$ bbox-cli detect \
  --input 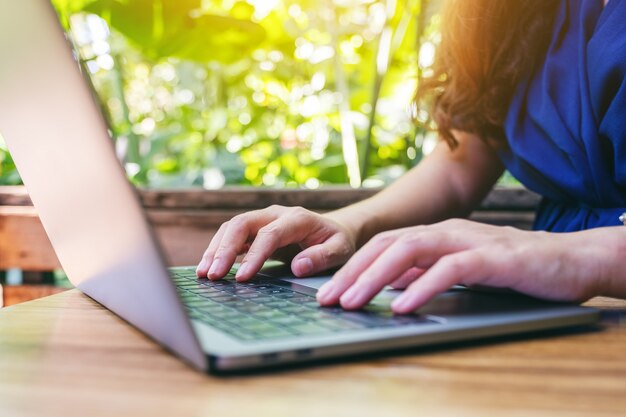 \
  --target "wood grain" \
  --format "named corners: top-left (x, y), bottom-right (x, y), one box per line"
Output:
top-left (0, 185), bottom-right (542, 210)
top-left (0, 186), bottom-right (539, 271)
top-left (0, 290), bottom-right (624, 417)
top-left (0, 285), bottom-right (65, 307)
top-left (0, 206), bottom-right (62, 270)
